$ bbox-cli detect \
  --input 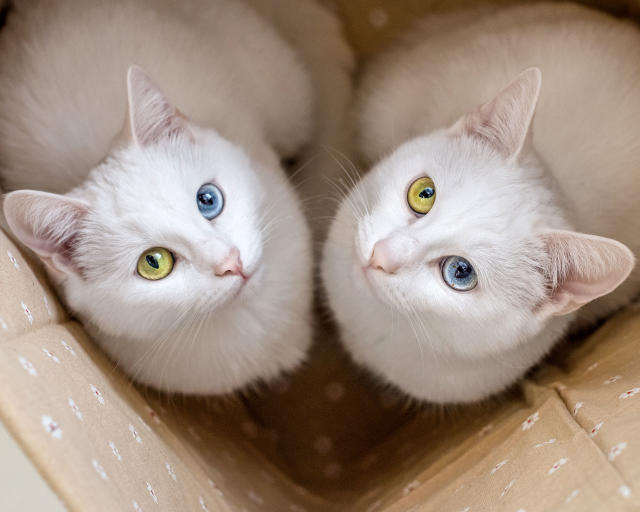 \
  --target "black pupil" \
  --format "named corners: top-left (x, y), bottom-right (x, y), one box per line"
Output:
top-left (419, 187), bottom-right (434, 199)
top-left (454, 260), bottom-right (472, 279)
top-left (146, 255), bottom-right (159, 269)
top-left (198, 192), bottom-right (214, 206)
